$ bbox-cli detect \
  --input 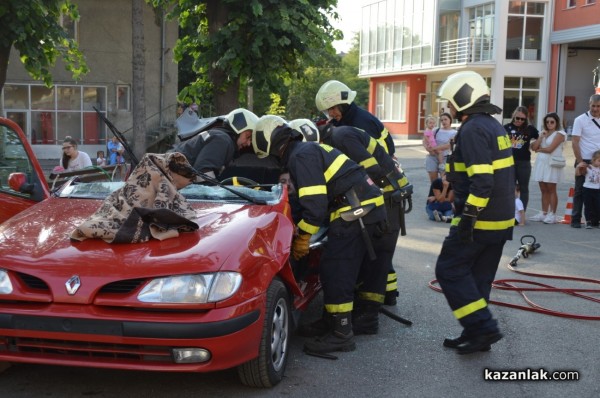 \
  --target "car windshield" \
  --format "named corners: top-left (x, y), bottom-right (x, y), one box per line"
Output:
top-left (58, 181), bottom-right (283, 204)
